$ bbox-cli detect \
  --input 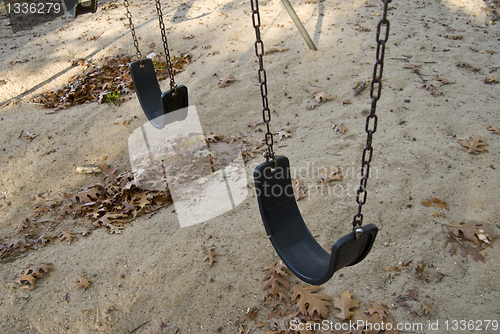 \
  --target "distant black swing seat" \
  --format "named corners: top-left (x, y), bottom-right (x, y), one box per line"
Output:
top-left (62, 0), bottom-right (98, 17)
top-left (129, 59), bottom-right (188, 129)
